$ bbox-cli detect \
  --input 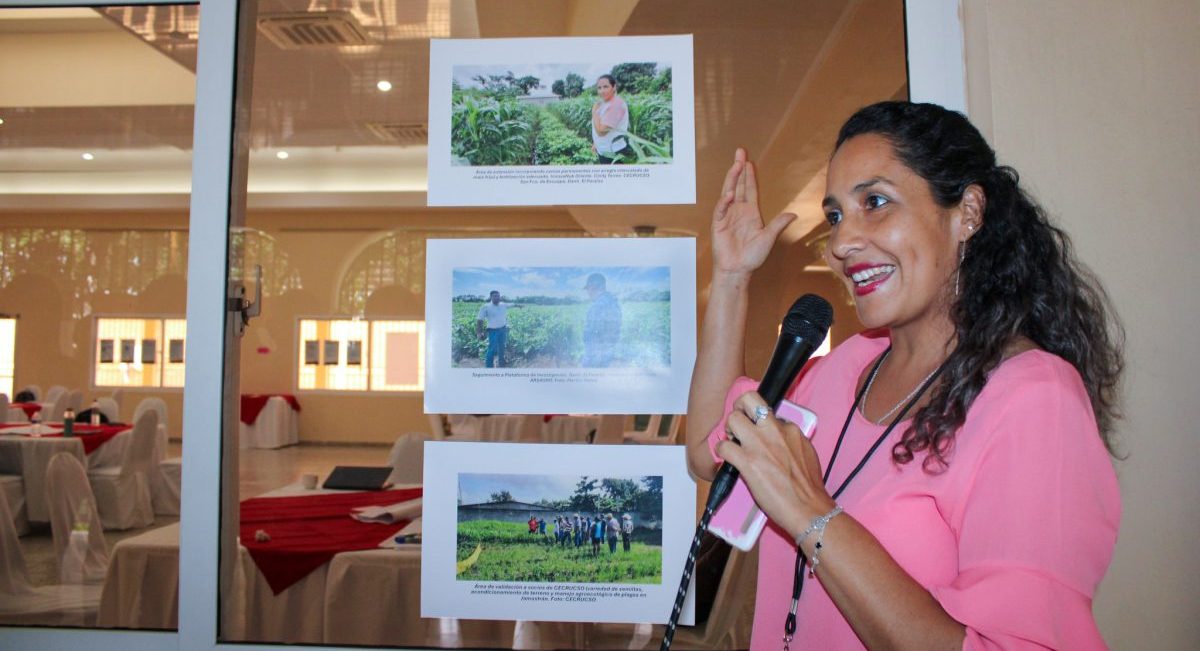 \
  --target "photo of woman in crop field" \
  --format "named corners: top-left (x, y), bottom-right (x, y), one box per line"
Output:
top-left (450, 266), bottom-right (671, 369)
top-left (449, 61), bottom-right (673, 166)
top-left (456, 473), bottom-right (664, 584)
